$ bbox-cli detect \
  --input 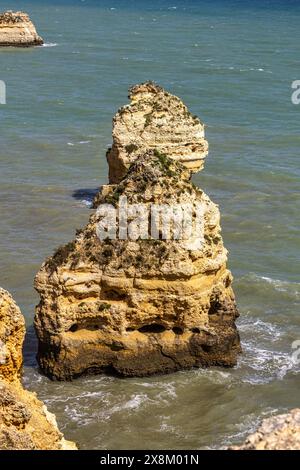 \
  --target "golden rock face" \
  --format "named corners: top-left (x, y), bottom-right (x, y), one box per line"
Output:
top-left (0, 288), bottom-right (77, 450)
top-left (107, 82), bottom-right (208, 184)
top-left (34, 143), bottom-right (241, 380)
top-left (0, 11), bottom-right (43, 46)
top-left (0, 288), bottom-right (25, 382)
